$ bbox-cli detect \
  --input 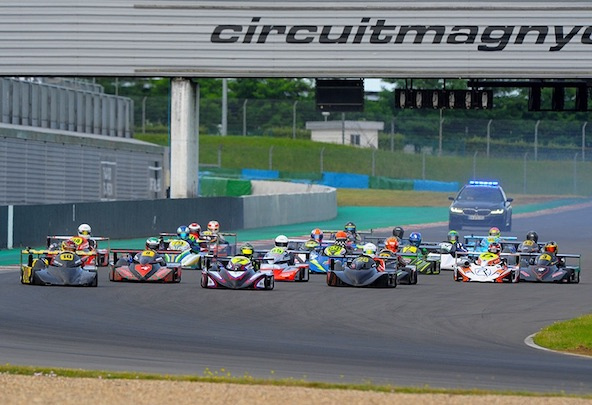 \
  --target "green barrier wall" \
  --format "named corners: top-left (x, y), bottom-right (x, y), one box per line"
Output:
top-left (200, 177), bottom-right (252, 197)
top-left (369, 176), bottom-right (414, 190)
